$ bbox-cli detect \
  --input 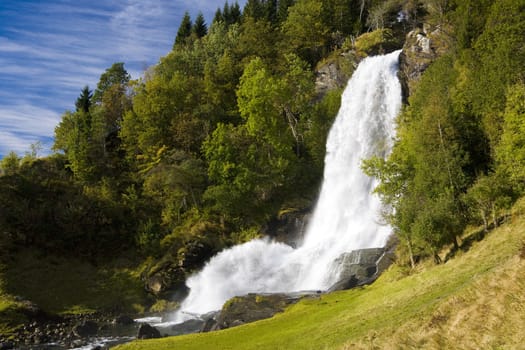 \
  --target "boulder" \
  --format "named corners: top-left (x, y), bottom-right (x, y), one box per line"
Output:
top-left (178, 239), bottom-right (216, 270)
top-left (263, 208), bottom-right (311, 247)
top-left (137, 324), bottom-right (161, 339)
top-left (327, 247), bottom-right (394, 292)
top-left (72, 320), bottom-right (98, 338)
top-left (214, 293), bottom-right (302, 330)
top-left (200, 317), bottom-right (219, 333)
top-left (143, 264), bottom-right (187, 297)
top-left (113, 315), bottom-right (135, 325)
top-left (168, 319), bottom-right (205, 336)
